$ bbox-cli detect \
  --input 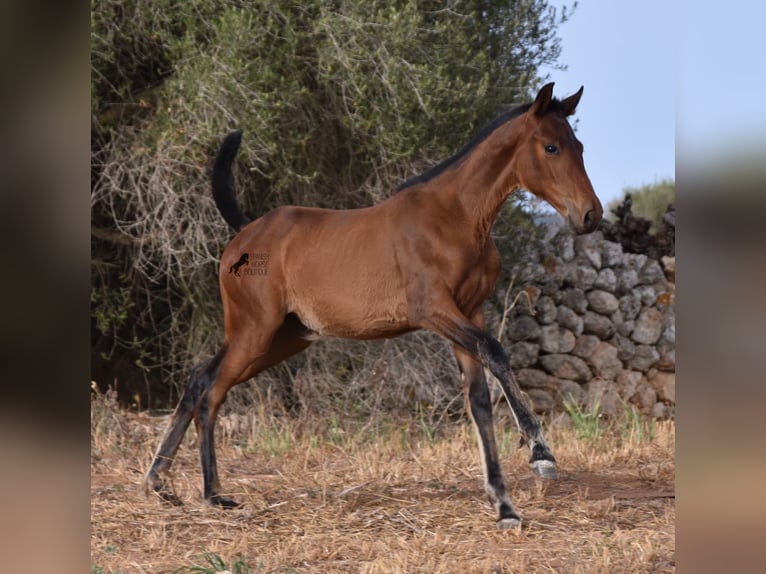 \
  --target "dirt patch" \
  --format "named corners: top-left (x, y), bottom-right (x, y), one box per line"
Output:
top-left (91, 408), bottom-right (675, 573)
